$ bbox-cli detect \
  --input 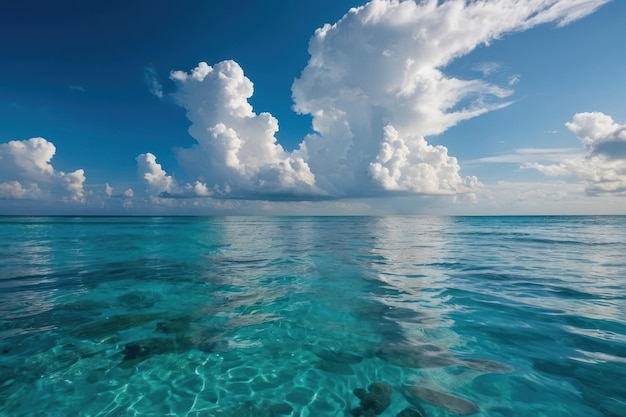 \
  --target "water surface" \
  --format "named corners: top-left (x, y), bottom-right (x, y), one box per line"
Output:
top-left (0, 216), bottom-right (624, 416)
